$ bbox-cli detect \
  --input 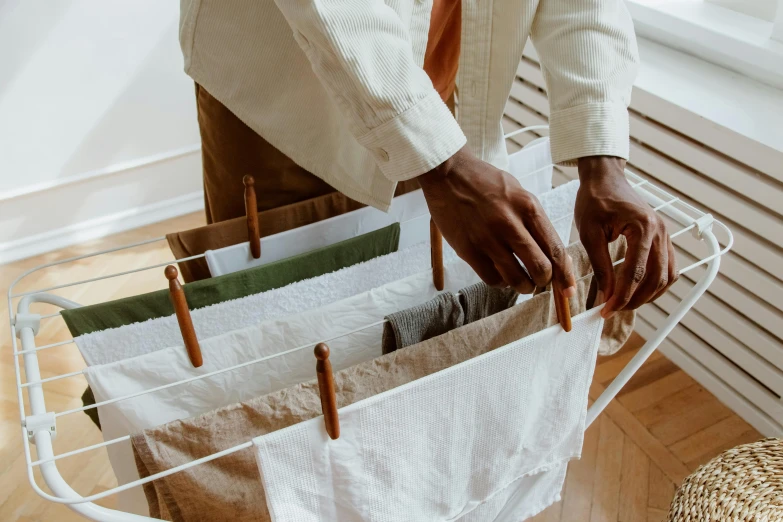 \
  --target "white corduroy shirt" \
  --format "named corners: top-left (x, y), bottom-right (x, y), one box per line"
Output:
top-left (180, 0), bottom-right (638, 210)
